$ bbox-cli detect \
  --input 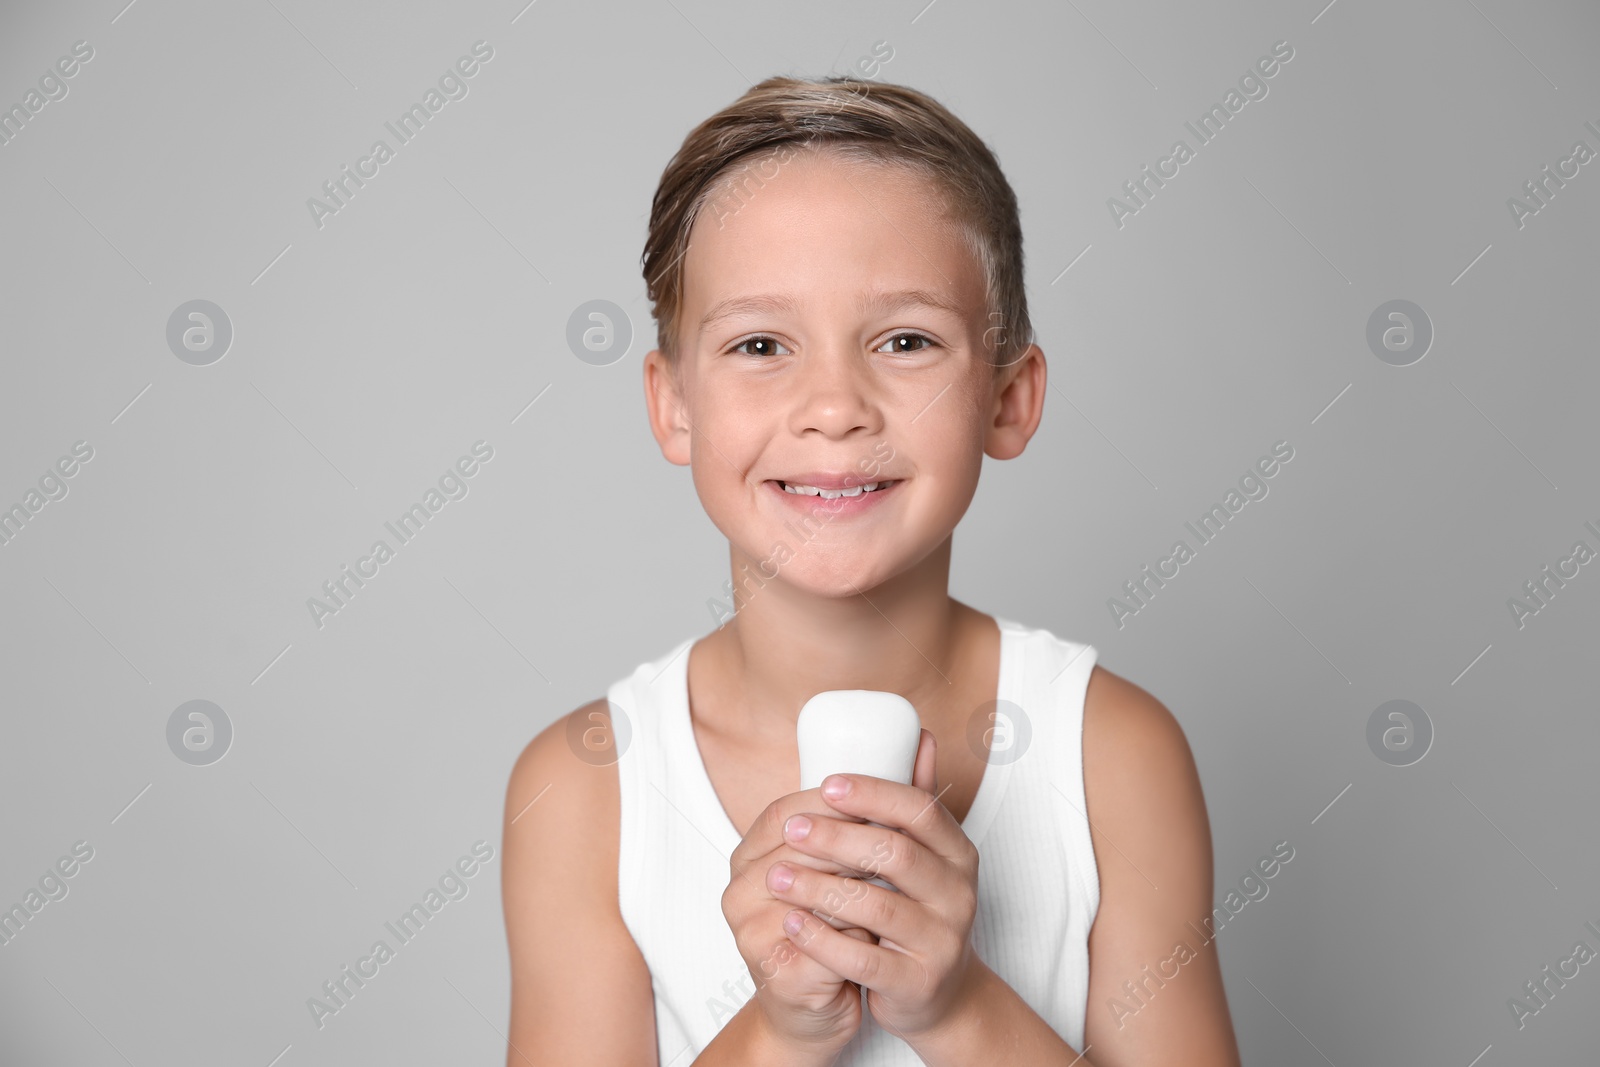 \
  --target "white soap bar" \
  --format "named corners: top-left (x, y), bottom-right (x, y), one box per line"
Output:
top-left (796, 690), bottom-right (922, 897)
